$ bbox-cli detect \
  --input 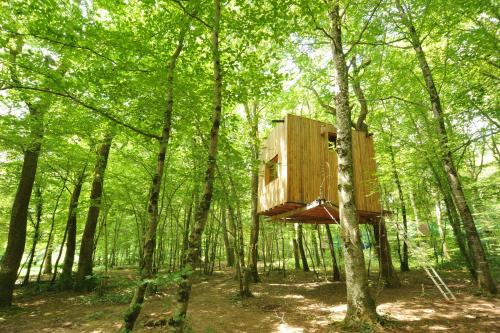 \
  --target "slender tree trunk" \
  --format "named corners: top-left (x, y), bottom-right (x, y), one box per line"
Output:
top-left (245, 102), bottom-right (261, 283)
top-left (413, 119), bottom-right (476, 277)
top-left (221, 207), bottom-right (235, 267)
top-left (120, 26), bottom-right (187, 332)
top-left (296, 224), bottom-right (310, 272)
top-left (328, 1), bottom-right (378, 324)
top-left (168, 2), bottom-right (222, 330)
top-left (39, 177), bottom-right (68, 283)
top-left (435, 198), bottom-right (450, 260)
top-left (395, 0), bottom-right (496, 294)
top-left (311, 232), bottom-right (321, 266)
top-left (22, 185), bottom-right (43, 286)
top-left (181, 192), bottom-right (194, 267)
top-left (60, 167), bottom-right (86, 289)
top-left (75, 133), bottom-right (113, 290)
top-left (325, 224), bottom-right (341, 281)
top-left (42, 242), bottom-right (53, 275)
top-left (389, 142), bottom-right (410, 272)
top-left (292, 237), bottom-right (301, 270)
top-left (51, 209), bottom-right (71, 284)
top-left (0, 39), bottom-right (46, 307)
